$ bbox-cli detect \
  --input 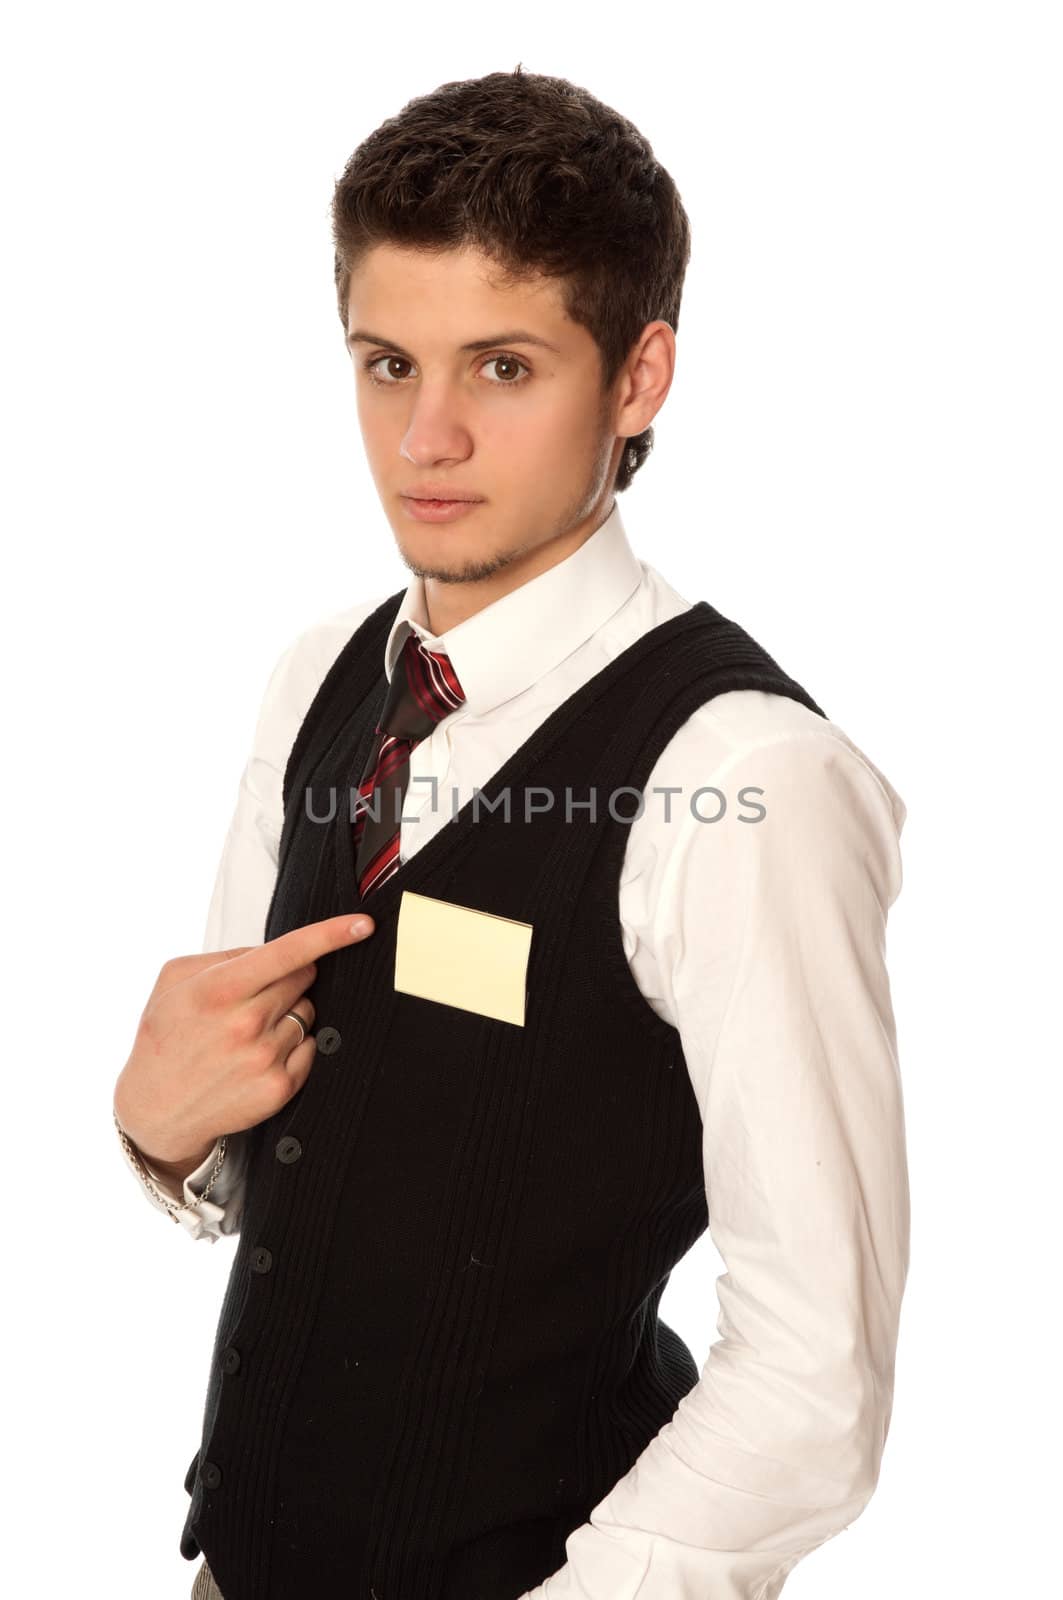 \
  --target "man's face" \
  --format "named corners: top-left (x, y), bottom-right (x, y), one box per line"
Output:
top-left (345, 243), bottom-right (623, 585)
